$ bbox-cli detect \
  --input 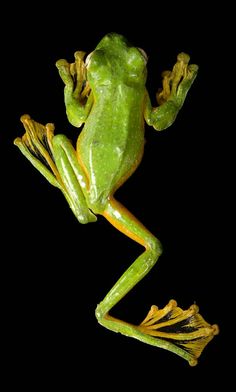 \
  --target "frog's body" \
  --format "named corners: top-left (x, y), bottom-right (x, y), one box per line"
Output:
top-left (14, 33), bottom-right (219, 366)
top-left (77, 34), bottom-right (147, 210)
top-left (77, 85), bottom-right (145, 210)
